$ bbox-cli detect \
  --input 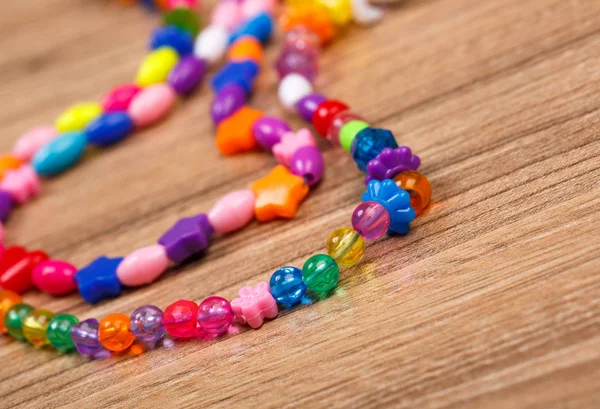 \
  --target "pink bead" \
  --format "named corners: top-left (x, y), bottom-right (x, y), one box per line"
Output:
top-left (168, 0), bottom-right (198, 9)
top-left (163, 299), bottom-right (199, 338)
top-left (12, 126), bottom-right (58, 162)
top-left (208, 190), bottom-right (256, 234)
top-left (32, 260), bottom-right (77, 296)
top-left (128, 84), bottom-right (176, 128)
top-left (211, 0), bottom-right (243, 31)
top-left (101, 84), bottom-right (142, 113)
top-left (241, 0), bottom-right (276, 18)
top-left (351, 201), bottom-right (391, 240)
top-left (0, 165), bottom-right (41, 204)
top-left (116, 245), bottom-right (170, 287)
top-left (197, 296), bottom-right (234, 335)
top-left (230, 282), bottom-right (278, 329)
top-left (272, 128), bottom-right (317, 166)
